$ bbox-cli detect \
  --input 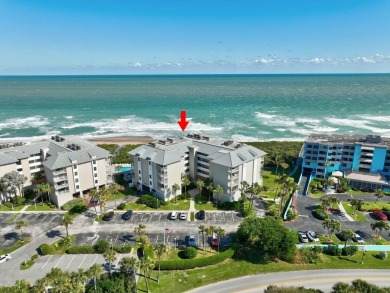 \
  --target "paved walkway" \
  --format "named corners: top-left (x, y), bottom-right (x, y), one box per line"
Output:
top-left (337, 202), bottom-right (354, 221)
top-left (188, 189), bottom-right (198, 212)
